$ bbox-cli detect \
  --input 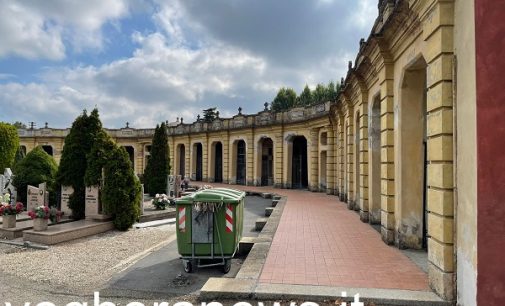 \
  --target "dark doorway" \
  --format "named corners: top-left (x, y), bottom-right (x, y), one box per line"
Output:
top-left (123, 146), bottom-right (135, 168)
top-left (179, 145), bottom-right (185, 177)
top-left (292, 136), bottom-right (308, 189)
top-left (214, 142), bottom-right (223, 183)
top-left (195, 143), bottom-right (203, 181)
top-left (41, 145), bottom-right (53, 156)
top-left (236, 140), bottom-right (246, 185)
top-left (261, 138), bottom-right (274, 186)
